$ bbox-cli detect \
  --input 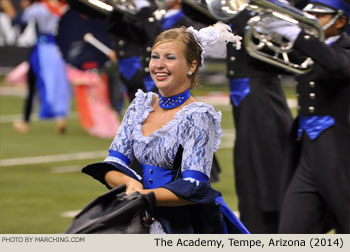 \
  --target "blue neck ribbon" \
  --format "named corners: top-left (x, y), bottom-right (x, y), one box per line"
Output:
top-left (158, 89), bottom-right (191, 109)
